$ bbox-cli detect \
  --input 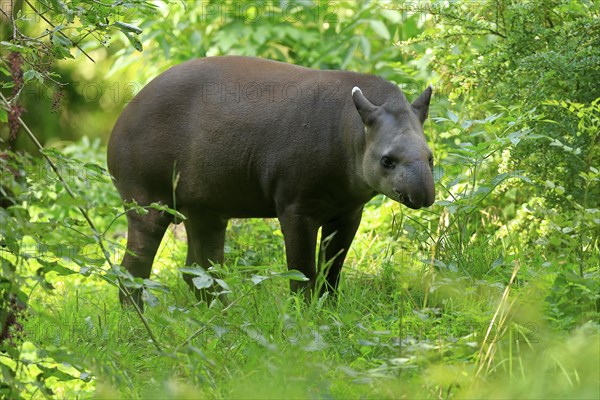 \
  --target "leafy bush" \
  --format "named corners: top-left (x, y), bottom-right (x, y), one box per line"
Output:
top-left (411, 0), bottom-right (599, 211)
